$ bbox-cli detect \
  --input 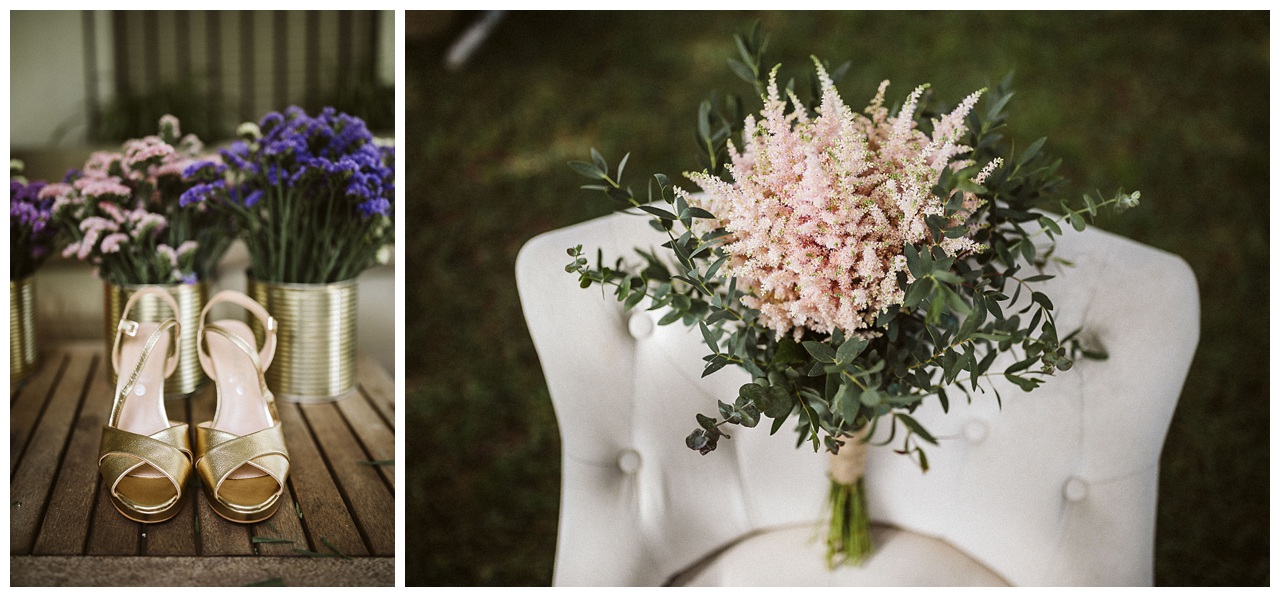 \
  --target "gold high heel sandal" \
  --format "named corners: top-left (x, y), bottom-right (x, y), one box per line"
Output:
top-left (98, 287), bottom-right (192, 523)
top-left (194, 290), bottom-right (290, 523)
